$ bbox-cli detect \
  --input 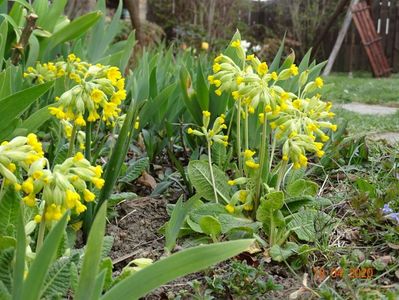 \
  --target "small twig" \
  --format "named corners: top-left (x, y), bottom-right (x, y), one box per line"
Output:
top-left (111, 237), bottom-right (164, 265)
top-left (11, 13), bottom-right (38, 65)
